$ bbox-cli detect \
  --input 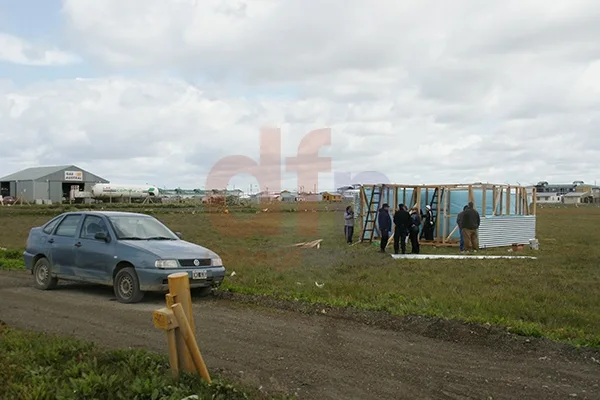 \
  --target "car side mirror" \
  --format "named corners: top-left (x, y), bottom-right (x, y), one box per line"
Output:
top-left (95, 232), bottom-right (110, 242)
top-left (174, 232), bottom-right (182, 239)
